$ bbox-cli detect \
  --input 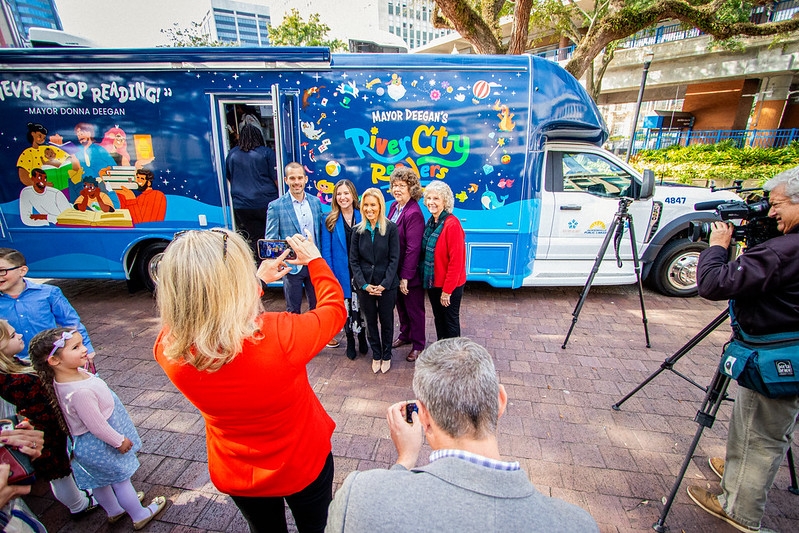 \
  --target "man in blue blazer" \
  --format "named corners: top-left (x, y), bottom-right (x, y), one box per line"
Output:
top-left (265, 162), bottom-right (323, 313)
top-left (326, 337), bottom-right (599, 532)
